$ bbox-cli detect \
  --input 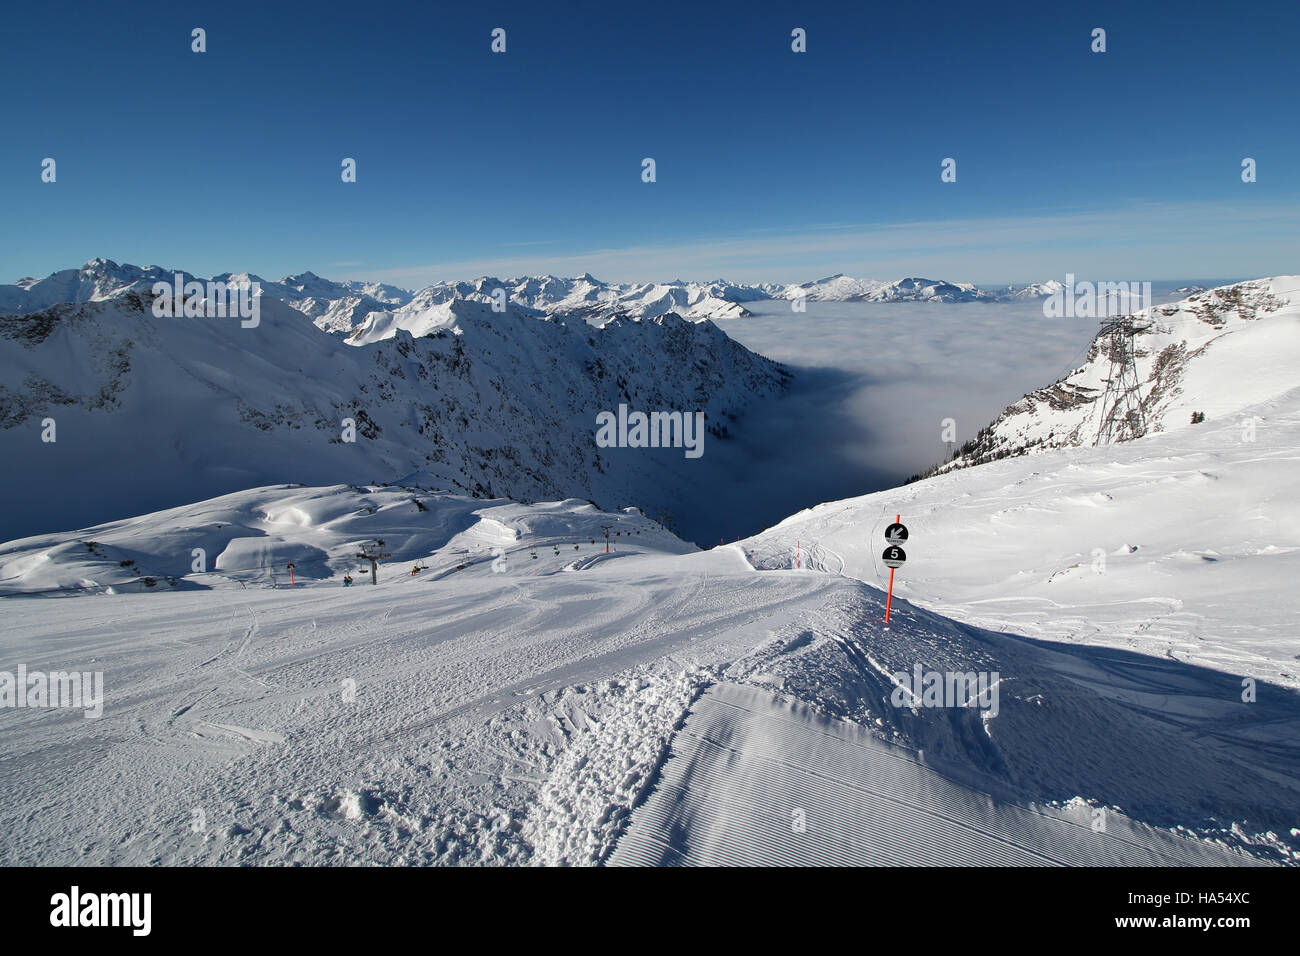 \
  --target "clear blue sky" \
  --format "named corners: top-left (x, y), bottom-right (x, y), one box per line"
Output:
top-left (3, 0), bottom-right (1297, 286)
